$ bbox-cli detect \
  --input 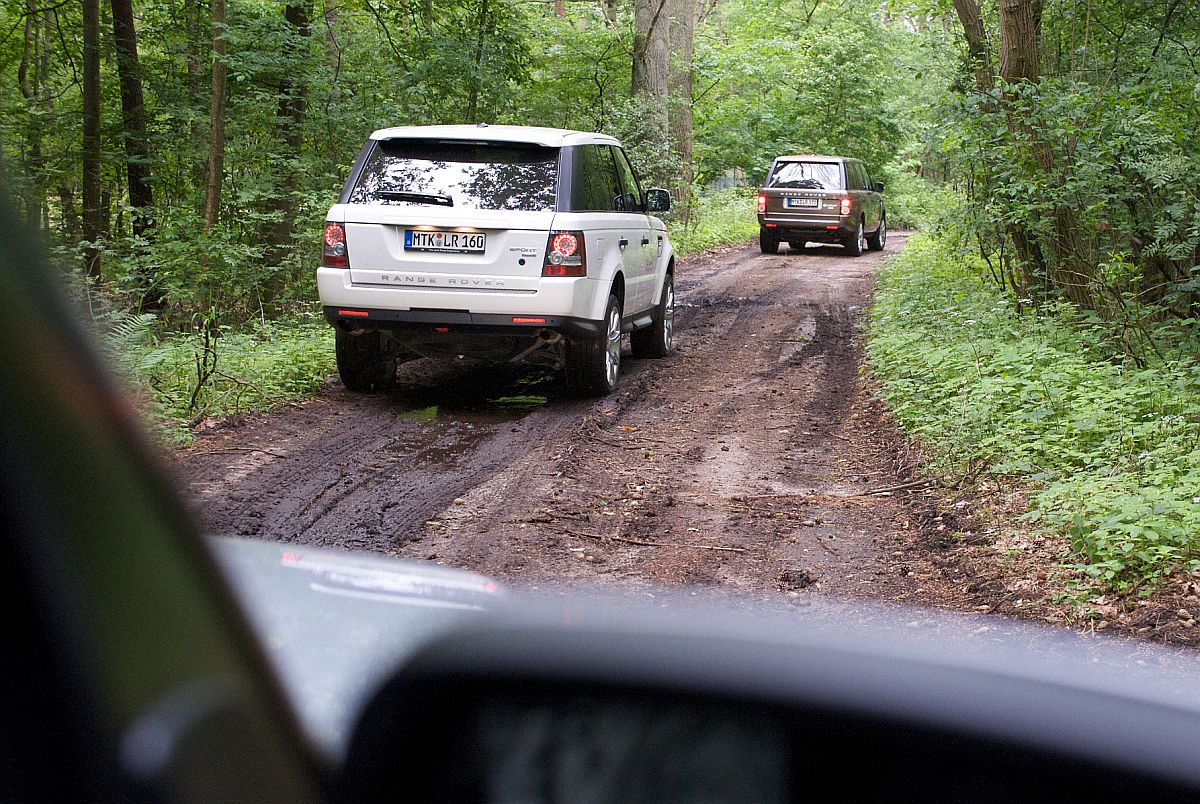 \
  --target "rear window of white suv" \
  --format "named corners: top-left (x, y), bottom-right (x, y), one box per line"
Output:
top-left (348, 139), bottom-right (560, 211)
